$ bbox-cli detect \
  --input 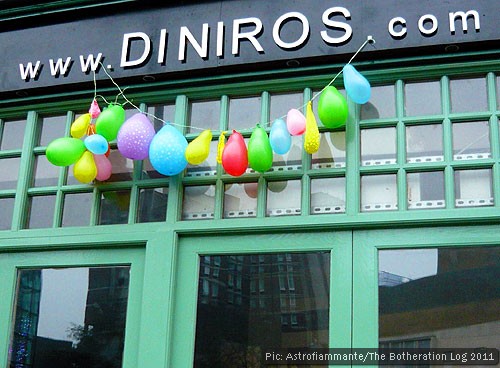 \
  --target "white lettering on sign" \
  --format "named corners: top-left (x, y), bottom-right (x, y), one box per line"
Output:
top-left (80, 53), bottom-right (103, 73)
top-left (49, 57), bottom-right (72, 77)
top-left (120, 32), bottom-right (151, 67)
top-left (16, 6), bottom-right (483, 82)
top-left (179, 23), bottom-right (209, 61)
top-left (320, 7), bottom-right (352, 45)
top-left (272, 12), bottom-right (310, 49)
top-left (232, 17), bottom-right (264, 55)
